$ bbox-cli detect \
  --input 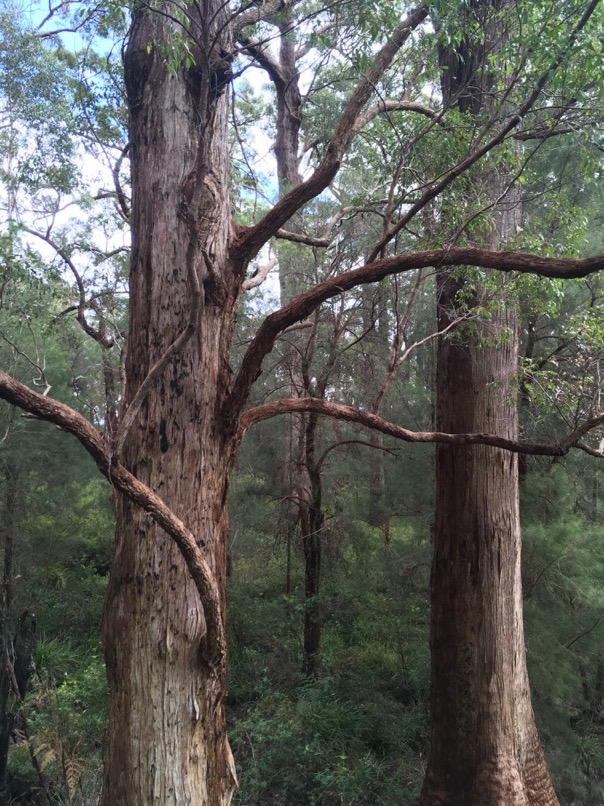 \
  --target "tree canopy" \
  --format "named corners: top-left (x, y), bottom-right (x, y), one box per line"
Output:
top-left (0, 0), bottom-right (603, 802)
